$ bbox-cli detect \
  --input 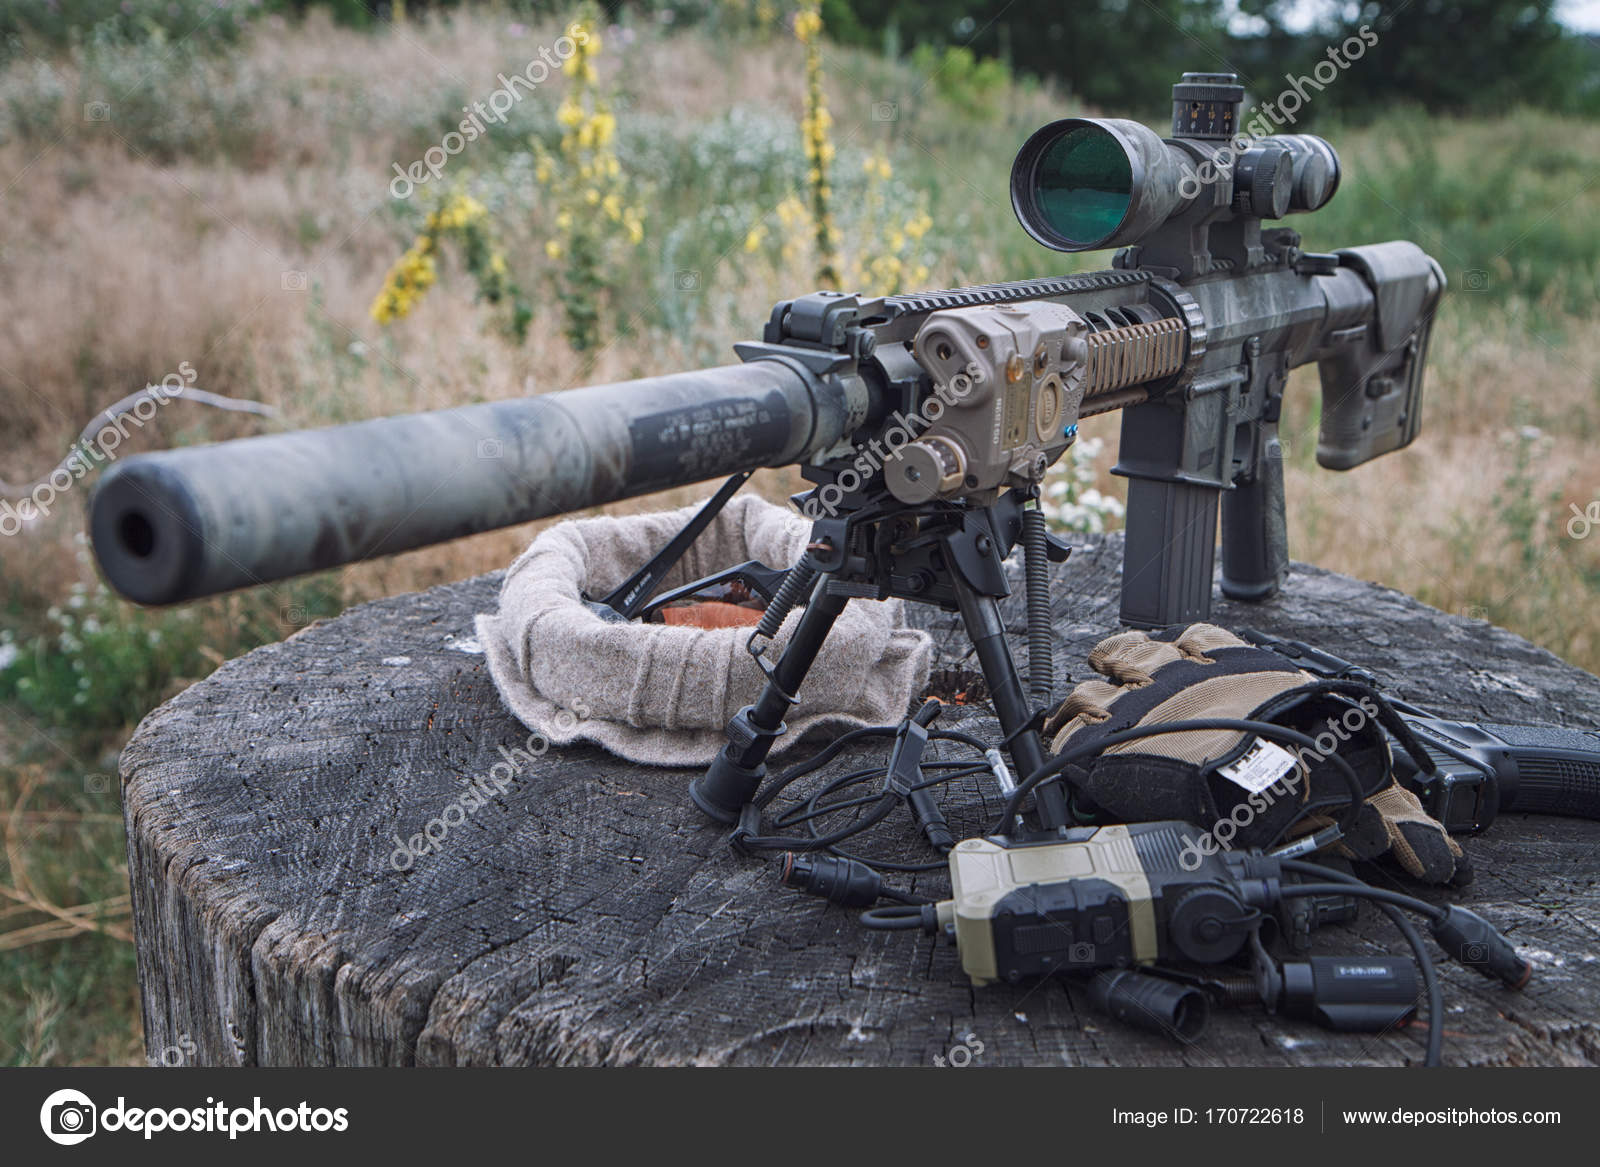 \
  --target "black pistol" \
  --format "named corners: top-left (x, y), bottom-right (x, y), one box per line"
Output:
top-left (1239, 630), bottom-right (1600, 833)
